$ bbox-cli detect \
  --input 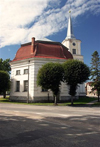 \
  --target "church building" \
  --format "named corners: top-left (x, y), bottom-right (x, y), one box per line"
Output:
top-left (10, 15), bottom-right (85, 102)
